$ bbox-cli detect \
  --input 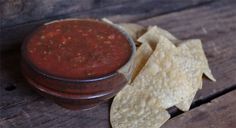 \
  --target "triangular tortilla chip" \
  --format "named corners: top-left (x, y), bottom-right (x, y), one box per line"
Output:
top-left (178, 39), bottom-right (216, 82)
top-left (137, 26), bottom-right (180, 49)
top-left (175, 39), bottom-right (215, 111)
top-left (175, 74), bottom-right (203, 111)
top-left (130, 43), bottom-right (153, 83)
top-left (119, 23), bottom-right (146, 41)
top-left (132, 36), bottom-right (194, 108)
top-left (110, 85), bottom-right (170, 128)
